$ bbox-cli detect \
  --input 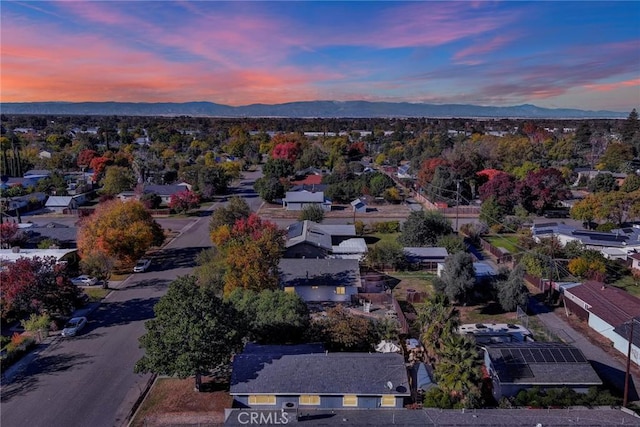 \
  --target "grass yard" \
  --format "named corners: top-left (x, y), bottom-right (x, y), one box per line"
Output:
top-left (610, 276), bottom-right (640, 297)
top-left (483, 234), bottom-right (520, 253)
top-left (83, 287), bottom-right (110, 301)
top-left (390, 271), bottom-right (435, 301)
top-left (130, 377), bottom-right (231, 427)
top-left (366, 231), bottom-right (401, 245)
